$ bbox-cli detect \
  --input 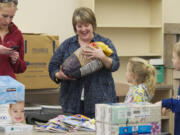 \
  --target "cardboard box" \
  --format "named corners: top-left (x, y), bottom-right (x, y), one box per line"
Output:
top-left (0, 123), bottom-right (33, 133)
top-left (96, 103), bottom-right (161, 135)
top-left (96, 122), bottom-right (161, 135)
top-left (0, 76), bottom-right (25, 124)
top-left (0, 76), bottom-right (25, 104)
top-left (95, 103), bottom-right (161, 125)
top-left (16, 33), bottom-right (59, 89)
